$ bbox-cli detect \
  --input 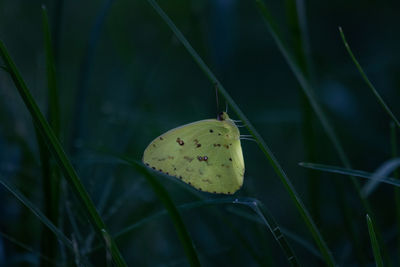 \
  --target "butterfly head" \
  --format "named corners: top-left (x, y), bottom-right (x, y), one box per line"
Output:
top-left (217, 111), bottom-right (230, 121)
